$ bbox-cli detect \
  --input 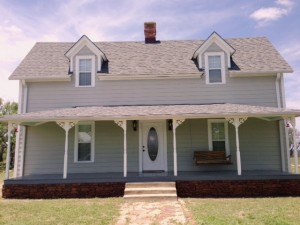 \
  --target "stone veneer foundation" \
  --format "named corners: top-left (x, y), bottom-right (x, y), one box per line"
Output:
top-left (2, 183), bottom-right (125, 199)
top-left (2, 179), bottom-right (300, 199)
top-left (176, 180), bottom-right (300, 198)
